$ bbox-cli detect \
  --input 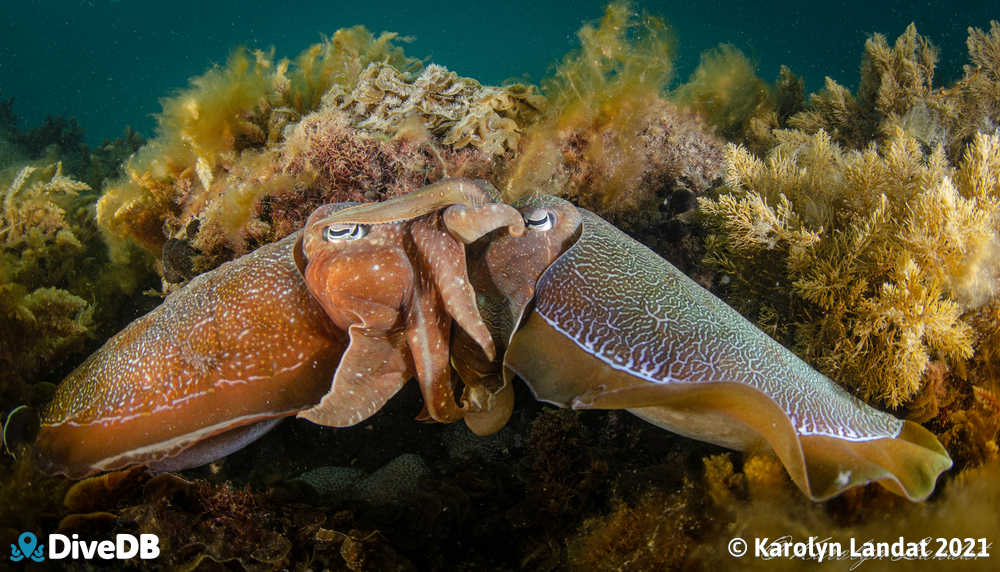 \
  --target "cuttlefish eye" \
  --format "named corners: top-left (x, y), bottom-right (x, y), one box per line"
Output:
top-left (523, 208), bottom-right (554, 231)
top-left (323, 223), bottom-right (368, 242)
